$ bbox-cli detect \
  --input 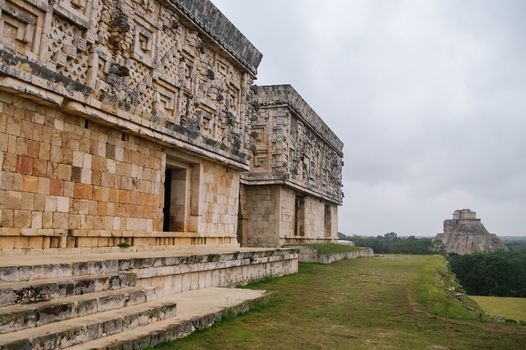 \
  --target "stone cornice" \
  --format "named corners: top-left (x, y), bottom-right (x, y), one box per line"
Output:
top-left (166, 0), bottom-right (263, 75)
